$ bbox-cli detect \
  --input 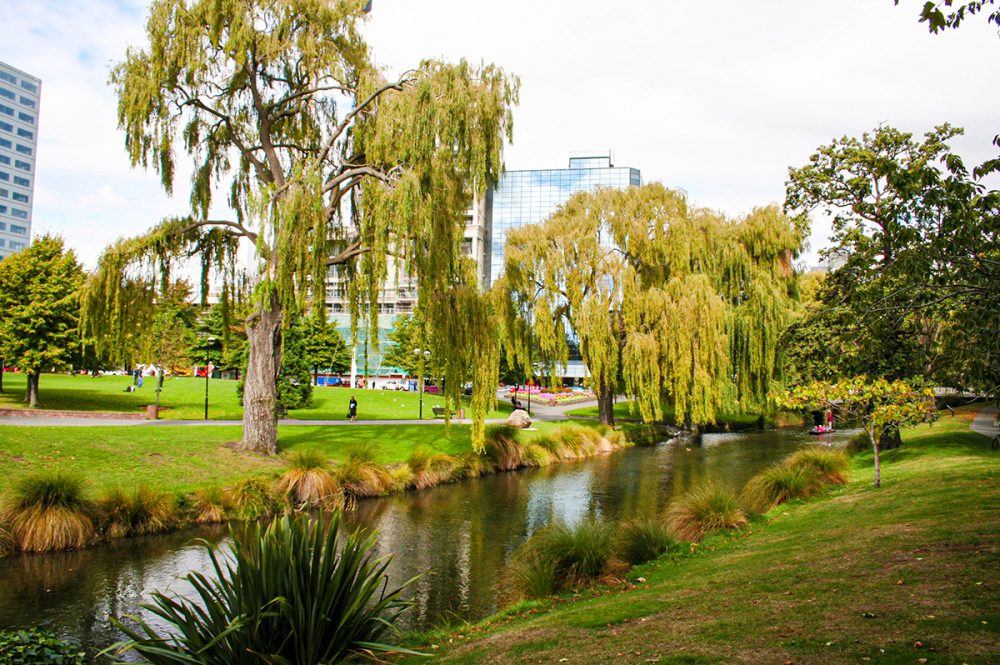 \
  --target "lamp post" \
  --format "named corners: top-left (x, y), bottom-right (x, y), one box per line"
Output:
top-left (204, 337), bottom-right (215, 421)
top-left (413, 347), bottom-right (431, 420)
